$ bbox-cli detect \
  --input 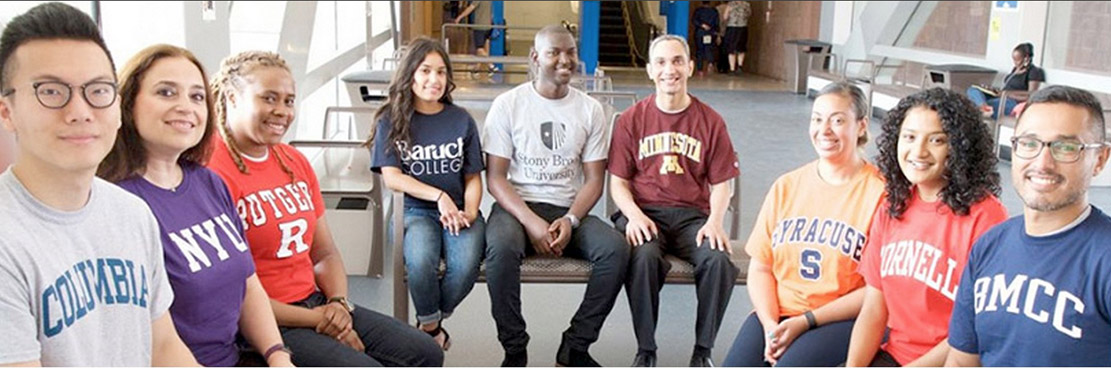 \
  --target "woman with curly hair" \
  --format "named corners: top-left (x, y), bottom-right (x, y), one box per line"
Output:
top-left (845, 88), bottom-right (1008, 367)
top-left (725, 81), bottom-right (886, 367)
